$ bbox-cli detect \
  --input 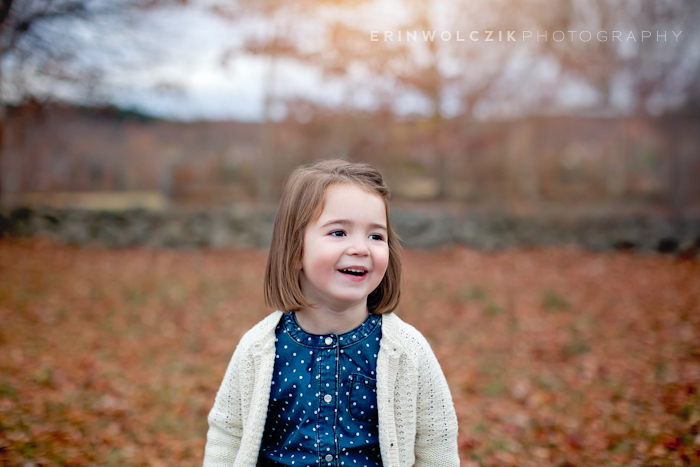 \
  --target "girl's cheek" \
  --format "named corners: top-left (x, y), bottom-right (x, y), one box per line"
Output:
top-left (379, 254), bottom-right (390, 276)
